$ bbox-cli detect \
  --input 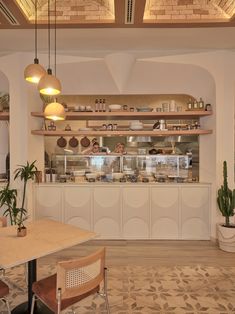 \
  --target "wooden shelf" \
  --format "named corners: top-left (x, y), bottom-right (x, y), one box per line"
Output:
top-left (0, 112), bottom-right (9, 120)
top-left (31, 129), bottom-right (212, 137)
top-left (31, 110), bottom-right (212, 121)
